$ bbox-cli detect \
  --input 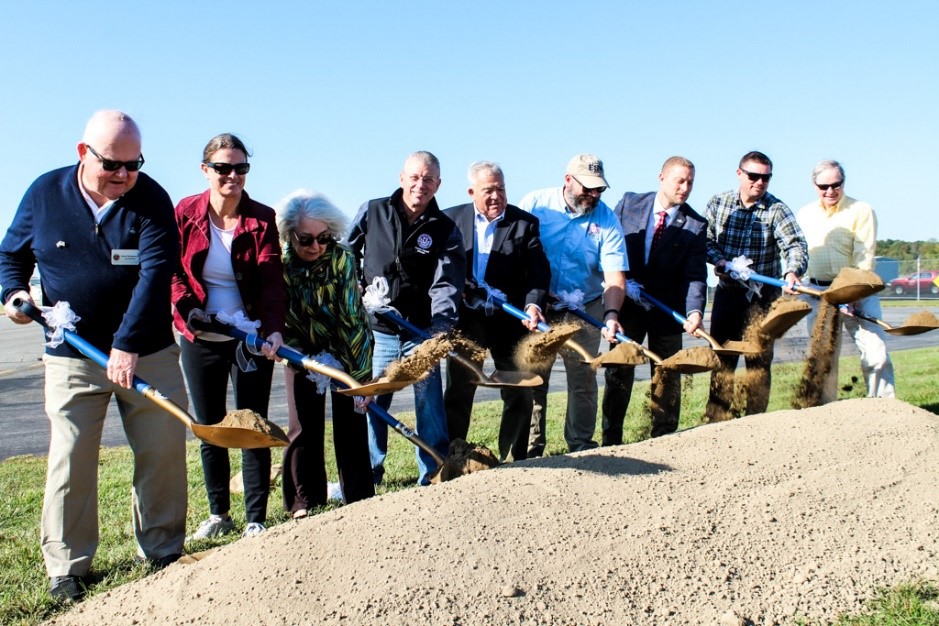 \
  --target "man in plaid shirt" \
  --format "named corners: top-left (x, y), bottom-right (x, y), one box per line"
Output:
top-left (704, 151), bottom-right (807, 420)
